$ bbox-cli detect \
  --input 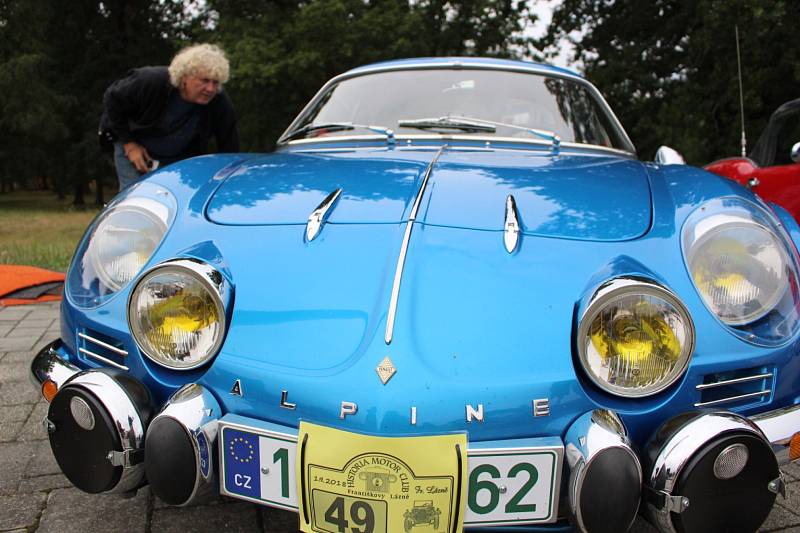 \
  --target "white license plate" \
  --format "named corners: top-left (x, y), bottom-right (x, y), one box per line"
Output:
top-left (219, 420), bottom-right (562, 526)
